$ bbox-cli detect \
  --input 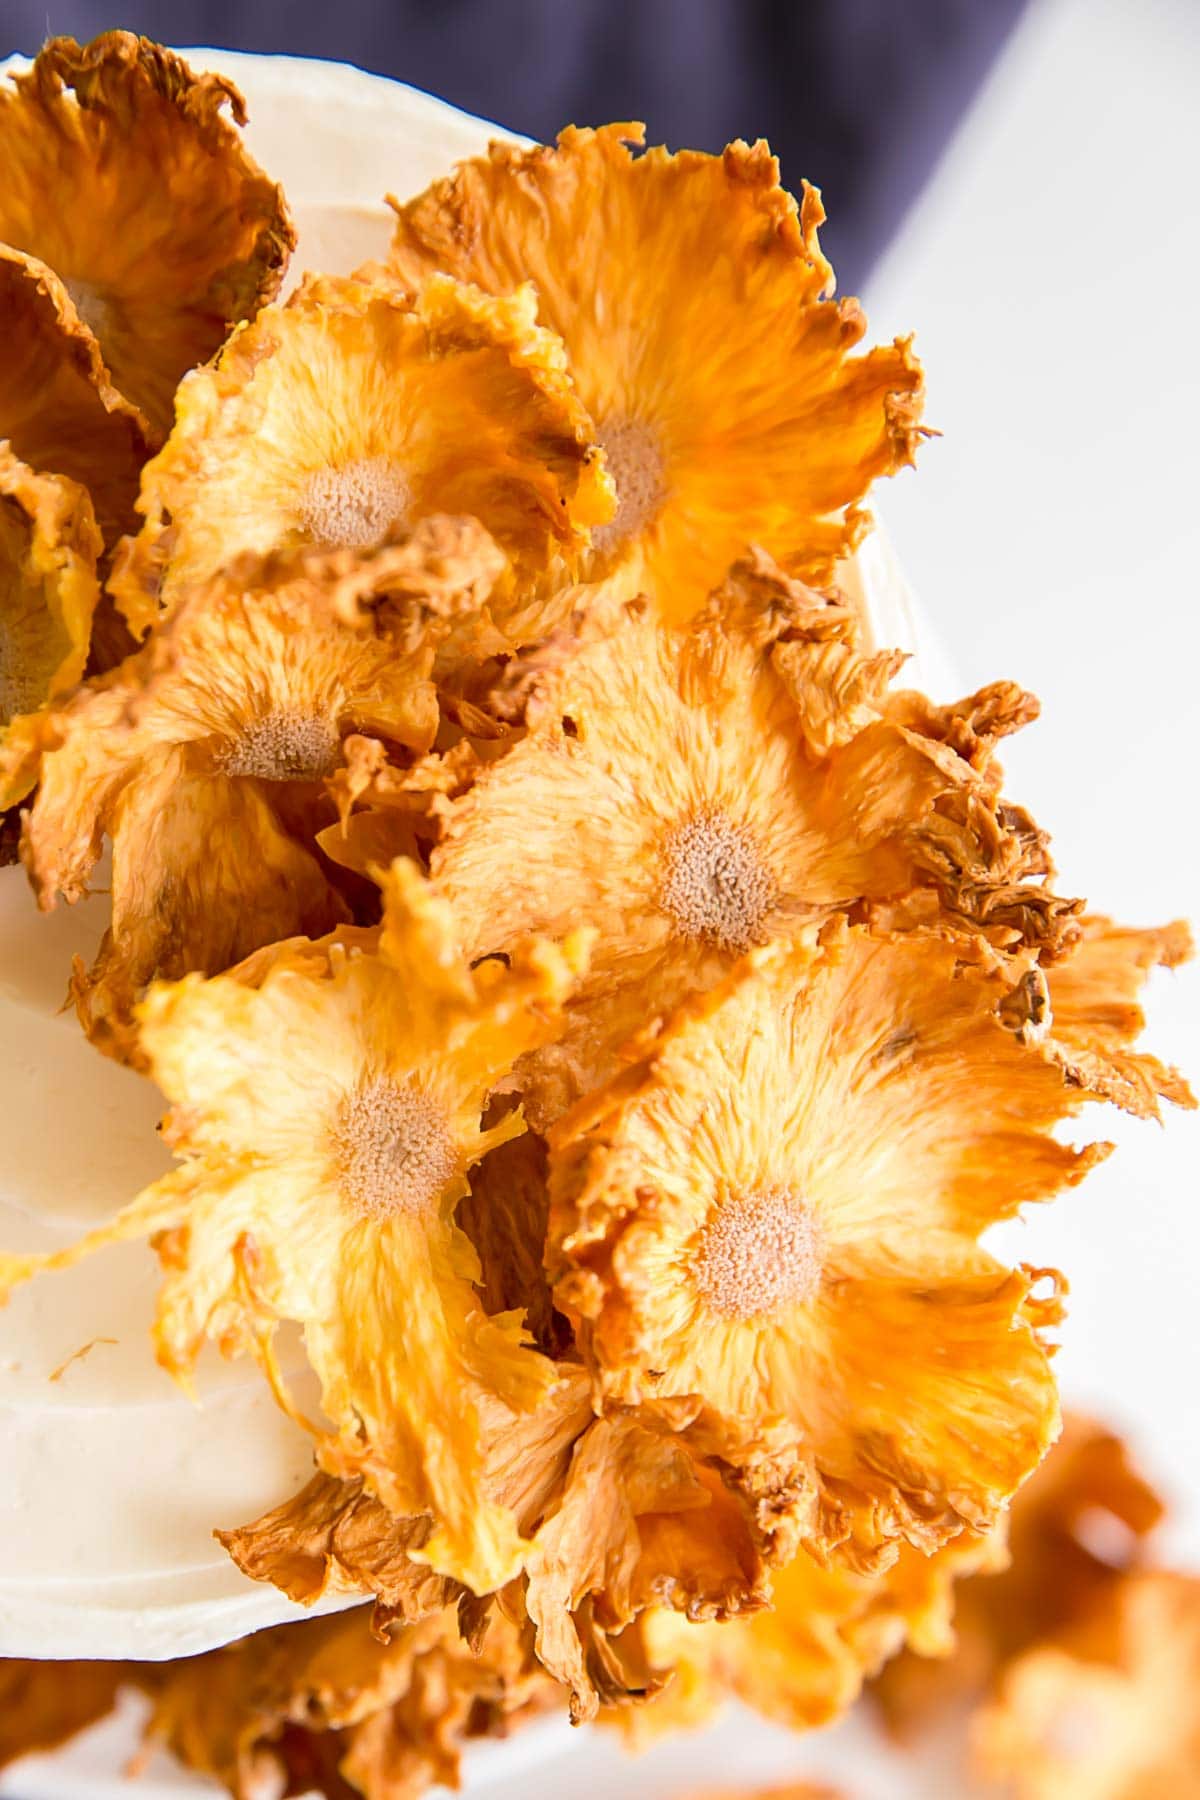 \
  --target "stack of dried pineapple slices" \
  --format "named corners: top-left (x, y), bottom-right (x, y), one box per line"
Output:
top-left (0, 32), bottom-right (1194, 1800)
